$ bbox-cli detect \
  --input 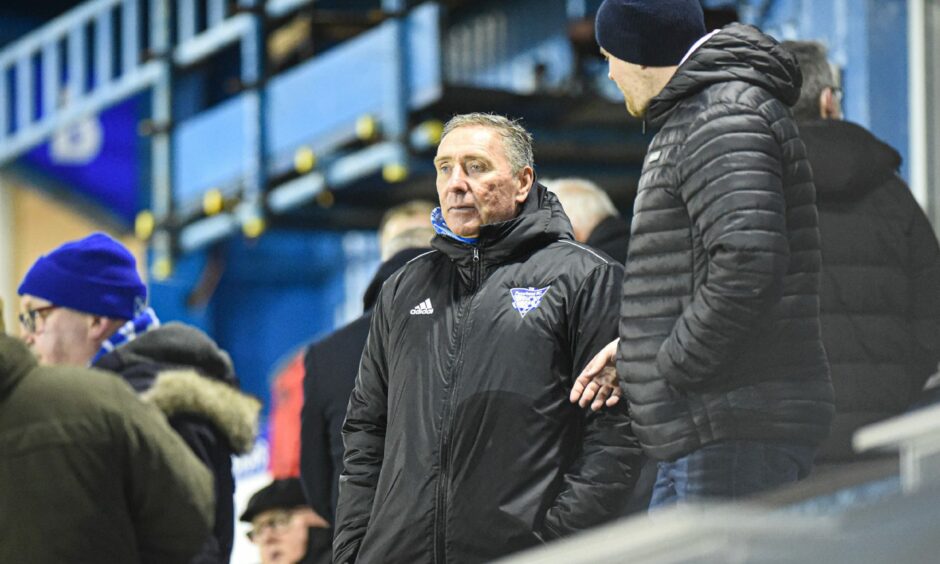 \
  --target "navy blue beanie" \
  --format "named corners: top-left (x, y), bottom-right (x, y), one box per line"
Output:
top-left (595, 0), bottom-right (706, 67)
top-left (18, 233), bottom-right (147, 320)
